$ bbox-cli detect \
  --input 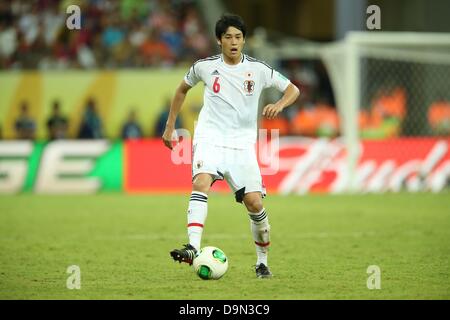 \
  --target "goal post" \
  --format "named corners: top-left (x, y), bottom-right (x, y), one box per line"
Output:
top-left (250, 30), bottom-right (450, 193)
top-left (320, 31), bottom-right (450, 192)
